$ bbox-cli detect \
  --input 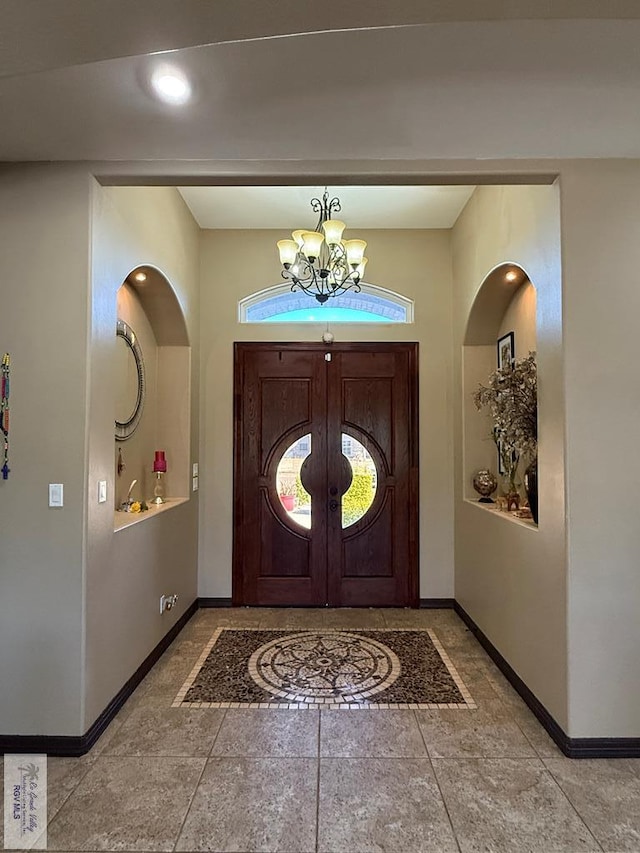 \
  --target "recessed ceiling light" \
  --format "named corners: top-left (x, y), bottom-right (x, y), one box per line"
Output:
top-left (151, 66), bottom-right (191, 105)
top-left (133, 271), bottom-right (147, 282)
top-left (505, 270), bottom-right (519, 282)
